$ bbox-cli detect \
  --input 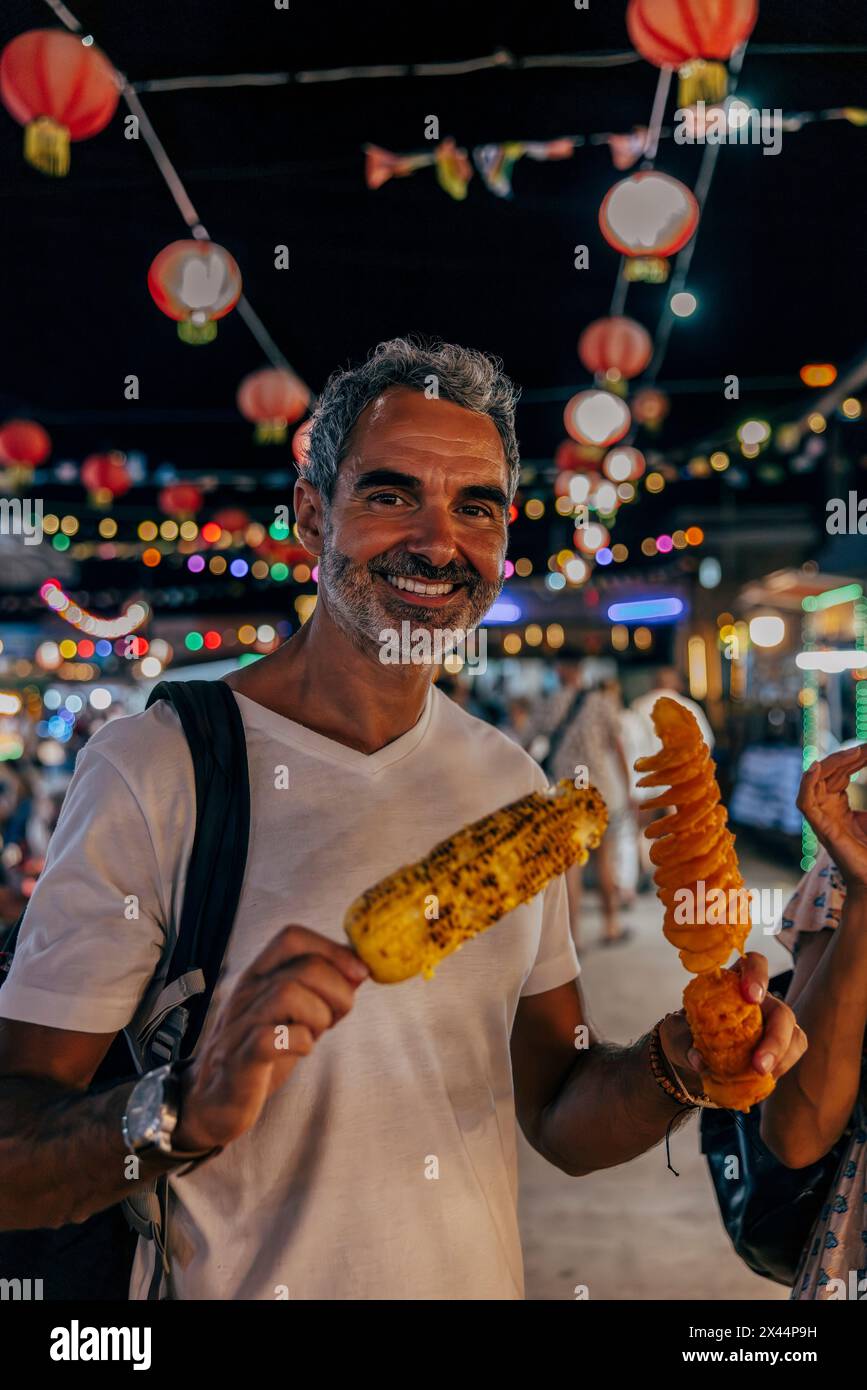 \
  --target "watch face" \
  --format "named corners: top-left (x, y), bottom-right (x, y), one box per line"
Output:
top-left (126, 1065), bottom-right (178, 1152)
